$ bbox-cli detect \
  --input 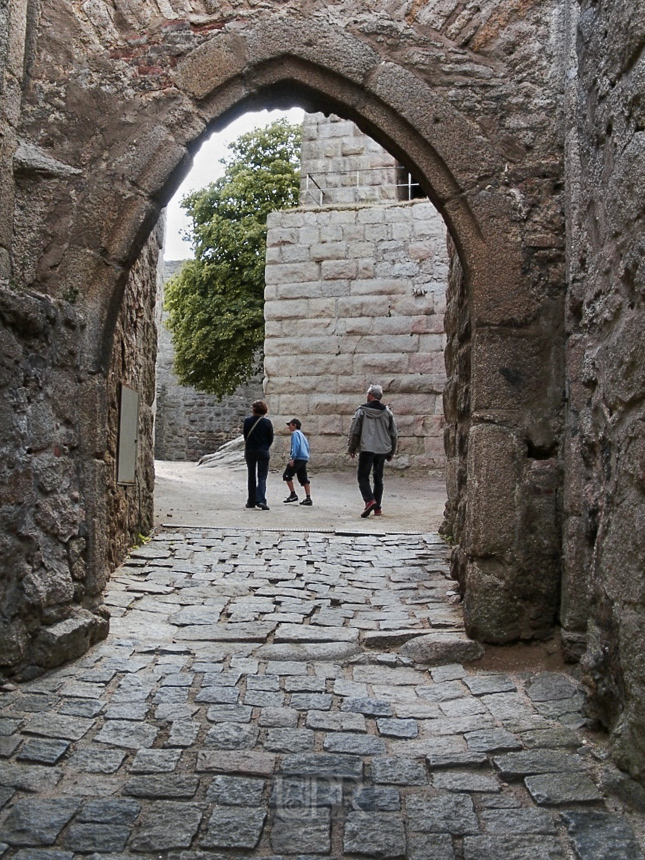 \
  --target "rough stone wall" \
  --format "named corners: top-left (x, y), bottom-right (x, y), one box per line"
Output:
top-left (154, 261), bottom-right (263, 461)
top-left (0, 222), bottom-right (161, 681)
top-left (563, 0), bottom-right (645, 778)
top-left (265, 199), bottom-right (448, 470)
top-left (443, 224), bottom-right (565, 645)
top-left (105, 225), bottom-right (163, 570)
top-left (0, 0), bottom-right (23, 282)
top-left (441, 237), bottom-right (470, 546)
top-left (0, 285), bottom-right (109, 679)
top-left (0, 3), bottom-right (112, 677)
